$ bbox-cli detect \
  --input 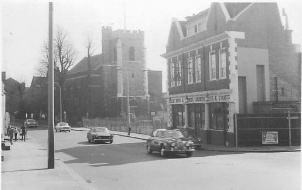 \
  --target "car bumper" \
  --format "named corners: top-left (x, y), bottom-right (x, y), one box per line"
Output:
top-left (164, 147), bottom-right (195, 153)
top-left (93, 138), bottom-right (113, 142)
top-left (28, 125), bottom-right (37, 127)
top-left (60, 128), bottom-right (70, 131)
